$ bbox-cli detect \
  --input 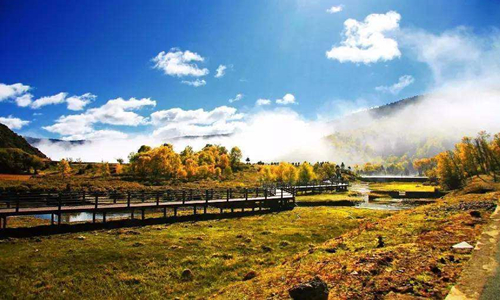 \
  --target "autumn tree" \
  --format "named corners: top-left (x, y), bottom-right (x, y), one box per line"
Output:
top-left (298, 162), bottom-right (315, 184)
top-left (229, 147), bottom-right (242, 170)
top-left (59, 159), bottom-right (71, 178)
